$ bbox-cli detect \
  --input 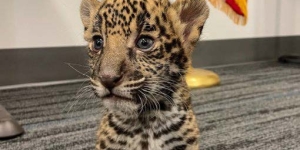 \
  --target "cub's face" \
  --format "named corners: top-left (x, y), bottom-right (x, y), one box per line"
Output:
top-left (80, 0), bottom-right (208, 113)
